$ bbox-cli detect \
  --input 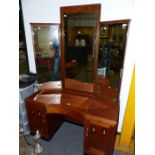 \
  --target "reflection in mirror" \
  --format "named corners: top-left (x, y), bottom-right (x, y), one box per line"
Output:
top-left (31, 24), bottom-right (60, 83)
top-left (19, 9), bottom-right (28, 74)
top-left (64, 13), bottom-right (98, 83)
top-left (97, 20), bottom-right (129, 88)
